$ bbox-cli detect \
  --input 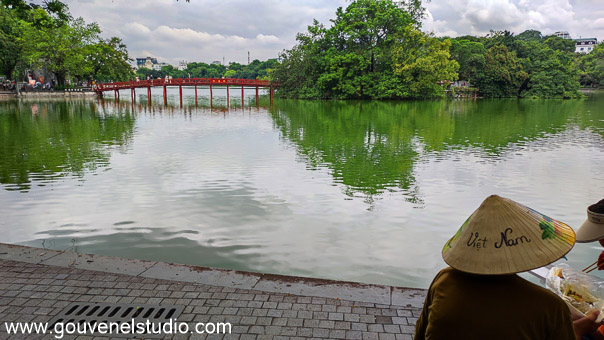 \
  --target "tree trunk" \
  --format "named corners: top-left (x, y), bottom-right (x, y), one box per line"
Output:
top-left (56, 72), bottom-right (66, 86)
top-left (9, 66), bottom-right (19, 96)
